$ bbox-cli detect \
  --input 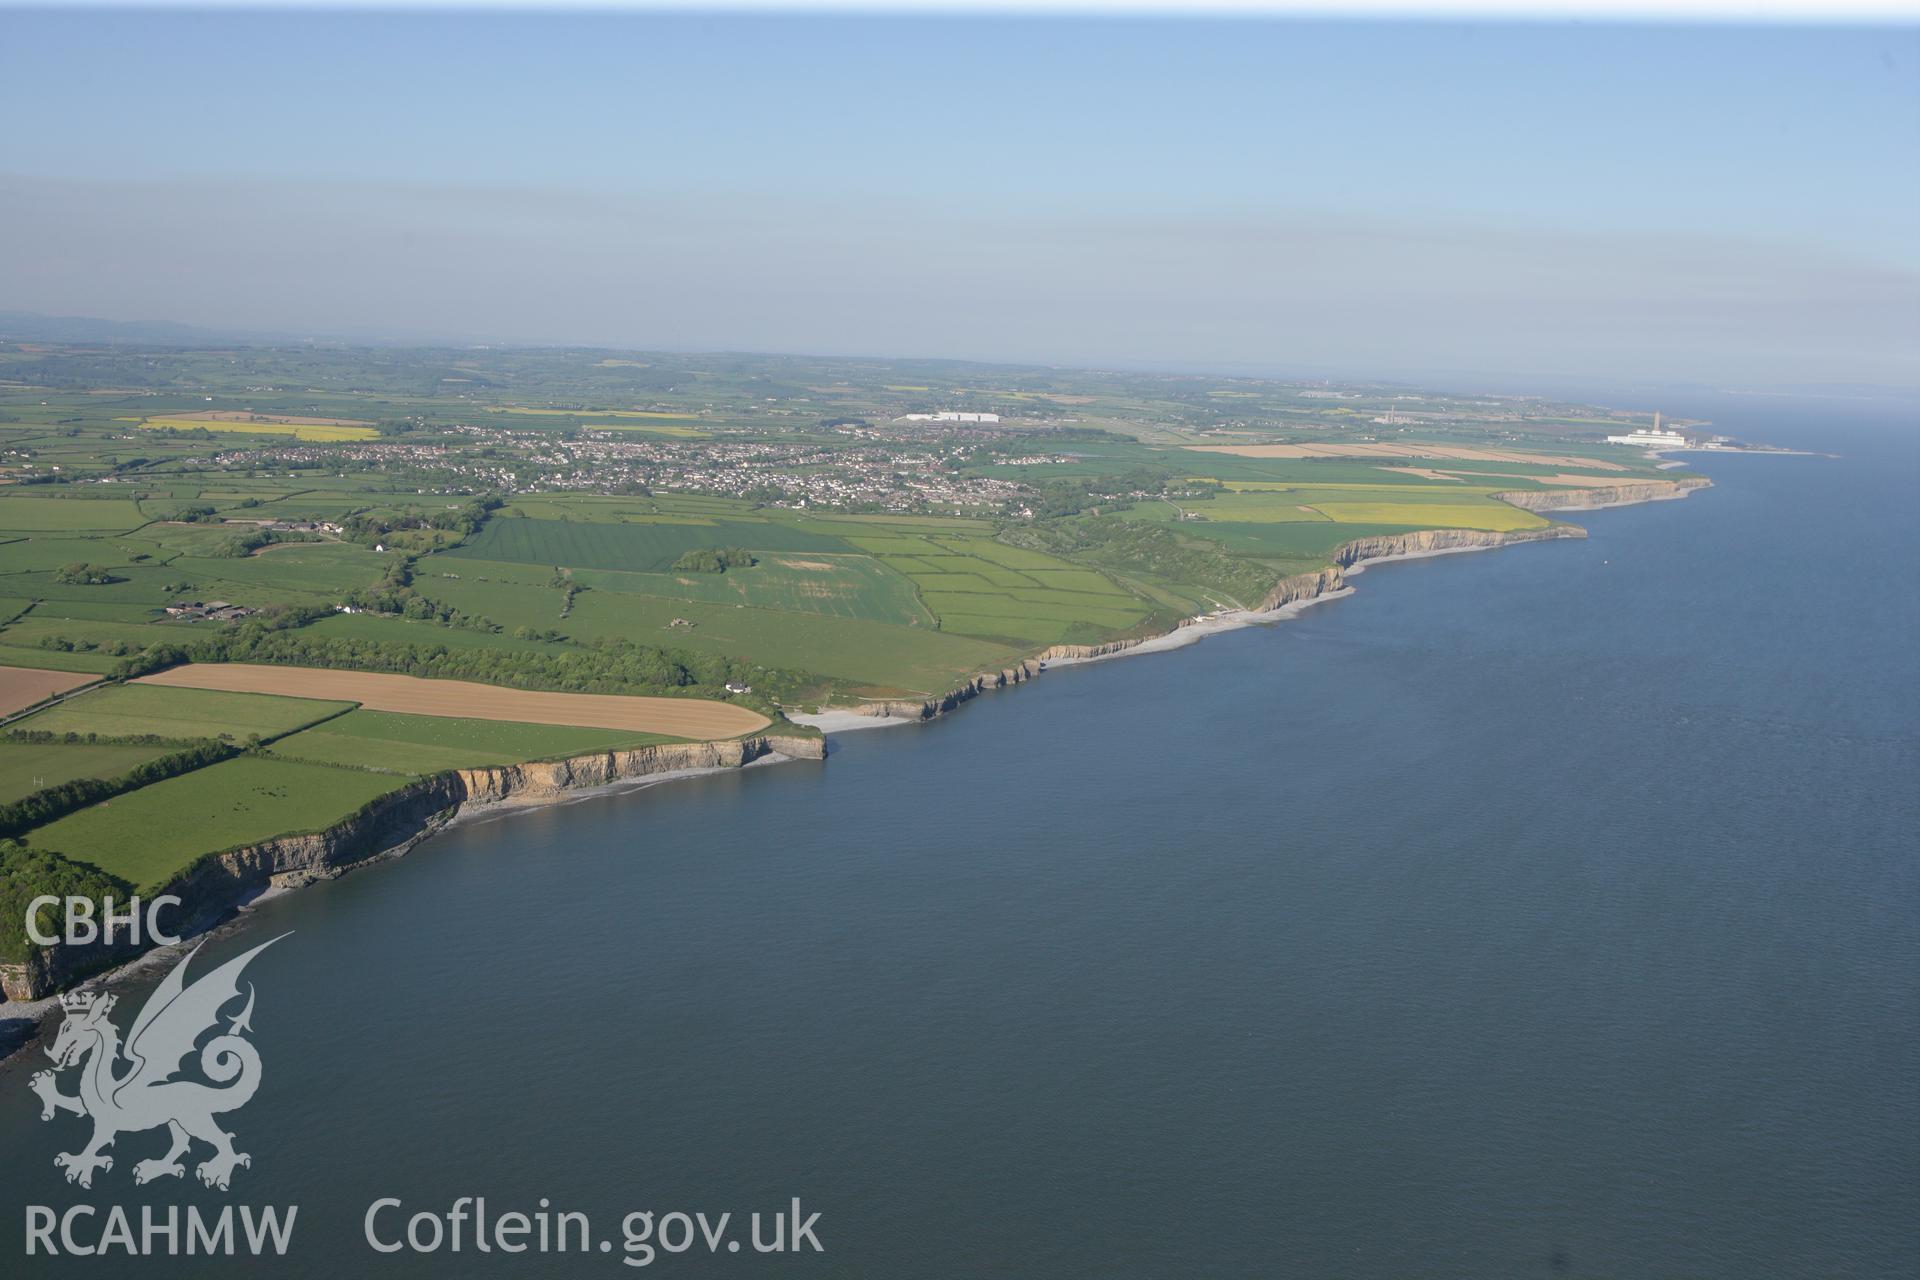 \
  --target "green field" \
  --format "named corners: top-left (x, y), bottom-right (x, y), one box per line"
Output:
top-left (27, 756), bottom-right (406, 888)
top-left (0, 343), bottom-right (1697, 916)
top-left (1311, 501), bottom-right (1545, 531)
top-left (571, 555), bottom-right (933, 625)
top-left (15, 683), bottom-right (352, 742)
top-left (0, 498), bottom-right (148, 533)
top-left (447, 517), bottom-right (852, 572)
top-left (846, 532), bottom-right (1153, 645)
top-left (0, 740), bottom-right (175, 805)
top-left (168, 542), bottom-right (394, 596)
top-left (0, 536), bottom-right (160, 571)
top-left (269, 708), bottom-right (683, 775)
top-left (0, 645), bottom-right (121, 674)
